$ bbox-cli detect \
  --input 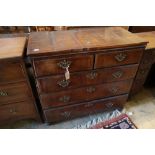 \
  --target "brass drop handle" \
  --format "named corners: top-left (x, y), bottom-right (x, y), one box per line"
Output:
top-left (0, 91), bottom-right (8, 96)
top-left (112, 71), bottom-right (123, 79)
top-left (59, 96), bottom-right (70, 103)
top-left (9, 108), bottom-right (17, 114)
top-left (86, 86), bottom-right (96, 93)
top-left (84, 103), bottom-right (94, 108)
top-left (110, 87), bottom-right (118, 94)
top-left (61, 111), bottom-right (71, 118)
top-left (86, 72), bottom-right (98, 79)
top-left (57, 59), bottom-right (71, 80)
top-left (115, 53), bottom-right (127, 62)
top-left (106, 102), bottom-right (114, 108)
top-left (57, 59), bottom-right (72, 69)
top-left (57, 79), bottom-right (70, 88)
